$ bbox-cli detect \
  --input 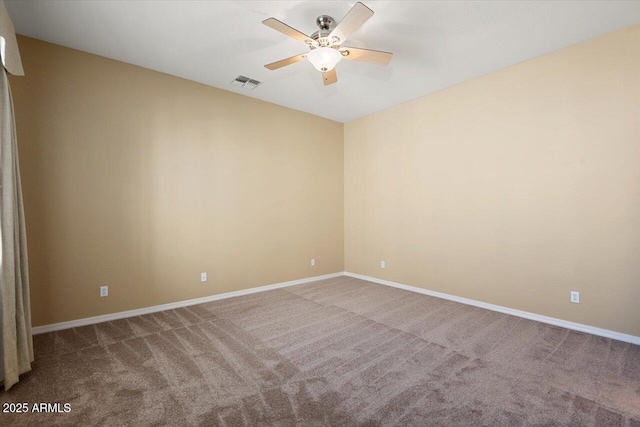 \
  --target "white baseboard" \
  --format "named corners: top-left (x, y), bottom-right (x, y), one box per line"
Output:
top-left (34, 270), bottom-right (640, 346)
top-left (345, 272), bottom-right (640, 346)
top-left (32, 272), bottom-right (345, 335)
